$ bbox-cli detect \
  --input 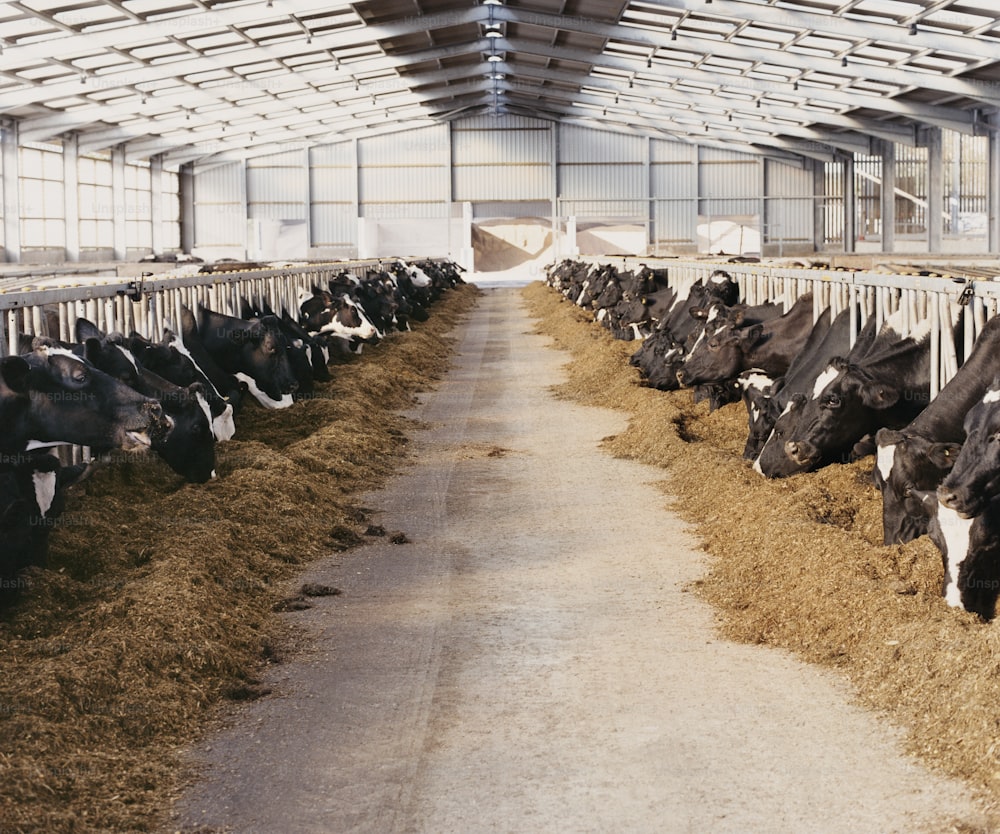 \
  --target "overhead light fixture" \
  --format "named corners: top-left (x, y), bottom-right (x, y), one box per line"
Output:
top-left (909, 22), bottom-right (918, 35)
top-left (841, 55), bottom-right (848, 66)
top-left (671, 28), bottom-right (677, 40)
top-left (485, 24), bottom-right (502, 38)
top-left (490, 72), bottom-right (505, 80)
top-left (483, 0), bottom-right (502, 5)
top-left (793, 80), bottom-right (798, 90)
top-left (487, 53), bottom-right (502, 62)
